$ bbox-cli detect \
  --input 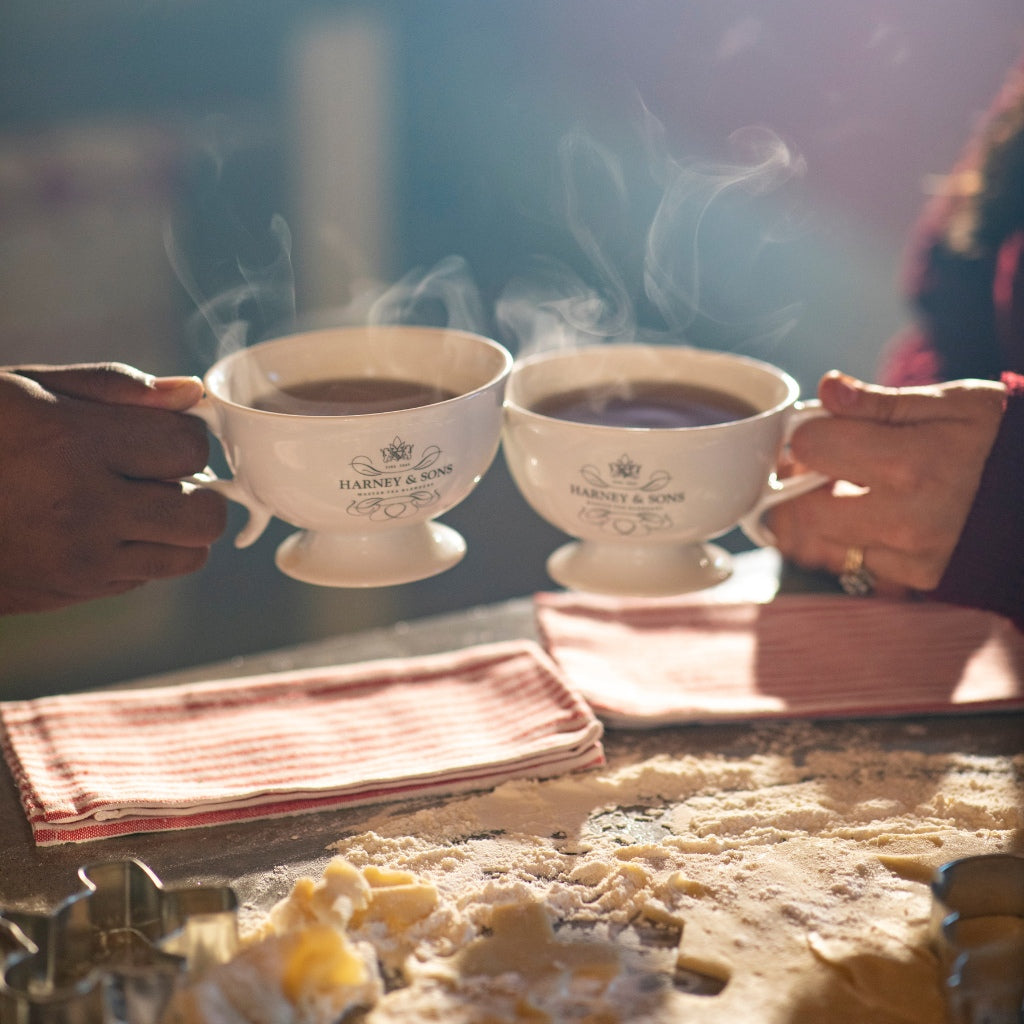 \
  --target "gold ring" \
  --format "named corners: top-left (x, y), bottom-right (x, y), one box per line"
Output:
top-left (839, 546), bottom-right (875, 597)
